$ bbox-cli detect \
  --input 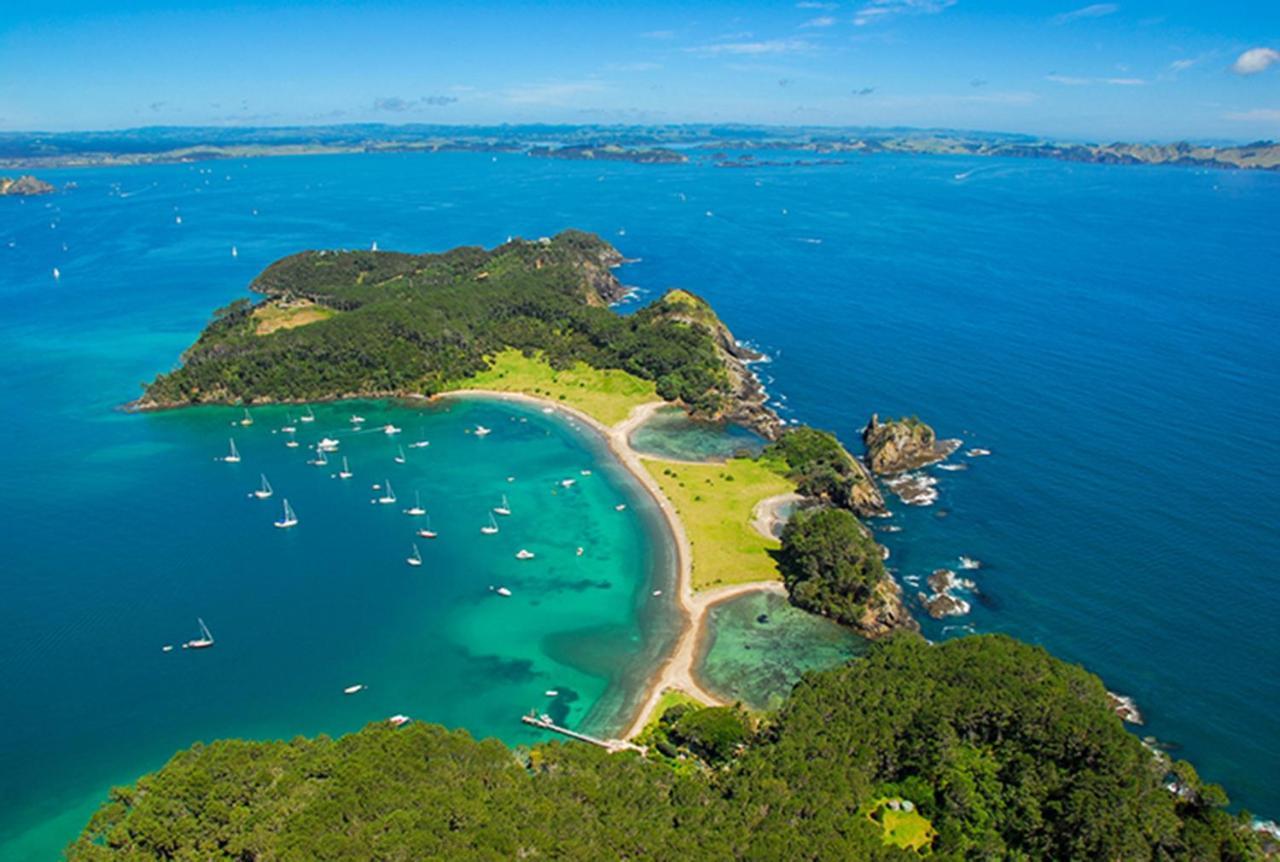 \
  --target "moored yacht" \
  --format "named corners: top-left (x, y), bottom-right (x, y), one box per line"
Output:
top-left (404, 491), bottom-right (426, 517)
top-left (183, 618), bottom-right (215, 649)
top-left (493, 495), bottom-right (511, 516)
top-left (317, 437), bottom-right (340, 452)
top-left (393, 446), bottom-right (406, 464)
top-left (253, 473), bottom-right (273, 499)
top-left (406, 544), bottom-right (422, 567)
top-left (417, 517), bottom-right (438, 539)
top-left (338, 456), bottom-right (353, 479)
top-left (300, 406), bottom-right (316, 423)
top-left (223, 438), bottom-right (241, 463)
top-left (239, 408), bottom-right (253, 426)
top-left (480, 512), bottom-right (499, 535)
top-left (515, 549), bottom-right (535, 560)
top-left (384, 423), bottom-right (401, 435)
top-left (274, 498), bottom-right (298, 528)
top-left (474, 425), bottom-right (491, 437)
top-left (377, 480), bottom-right (396, 505)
